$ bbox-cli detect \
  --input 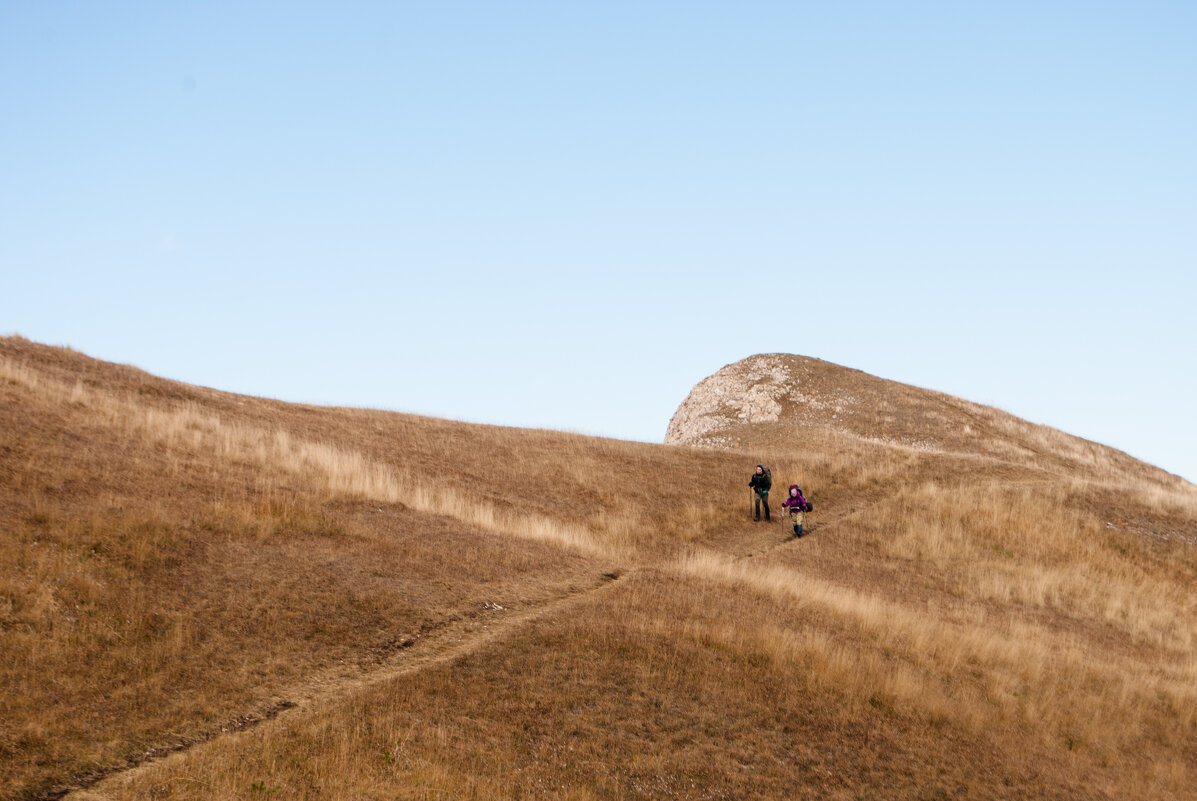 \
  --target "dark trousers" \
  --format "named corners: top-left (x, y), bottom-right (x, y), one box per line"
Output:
top-left (754, 491), bottom-right (770, 520)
